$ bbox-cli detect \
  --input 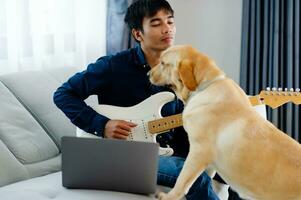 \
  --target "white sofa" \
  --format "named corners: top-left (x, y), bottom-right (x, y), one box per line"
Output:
top-left (0, 67), bottom-right (177, 200)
